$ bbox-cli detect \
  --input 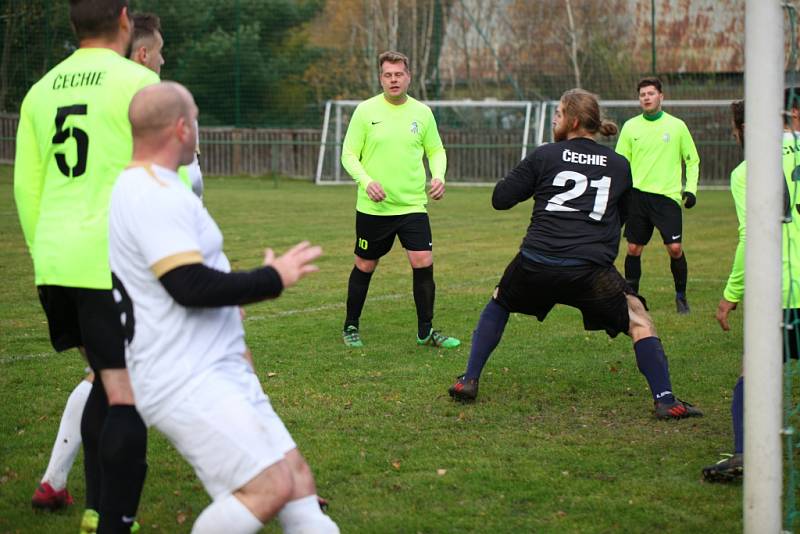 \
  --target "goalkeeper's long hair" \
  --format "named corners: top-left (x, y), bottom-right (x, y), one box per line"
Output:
top-left (560, 89), bottom-right (618, 137)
